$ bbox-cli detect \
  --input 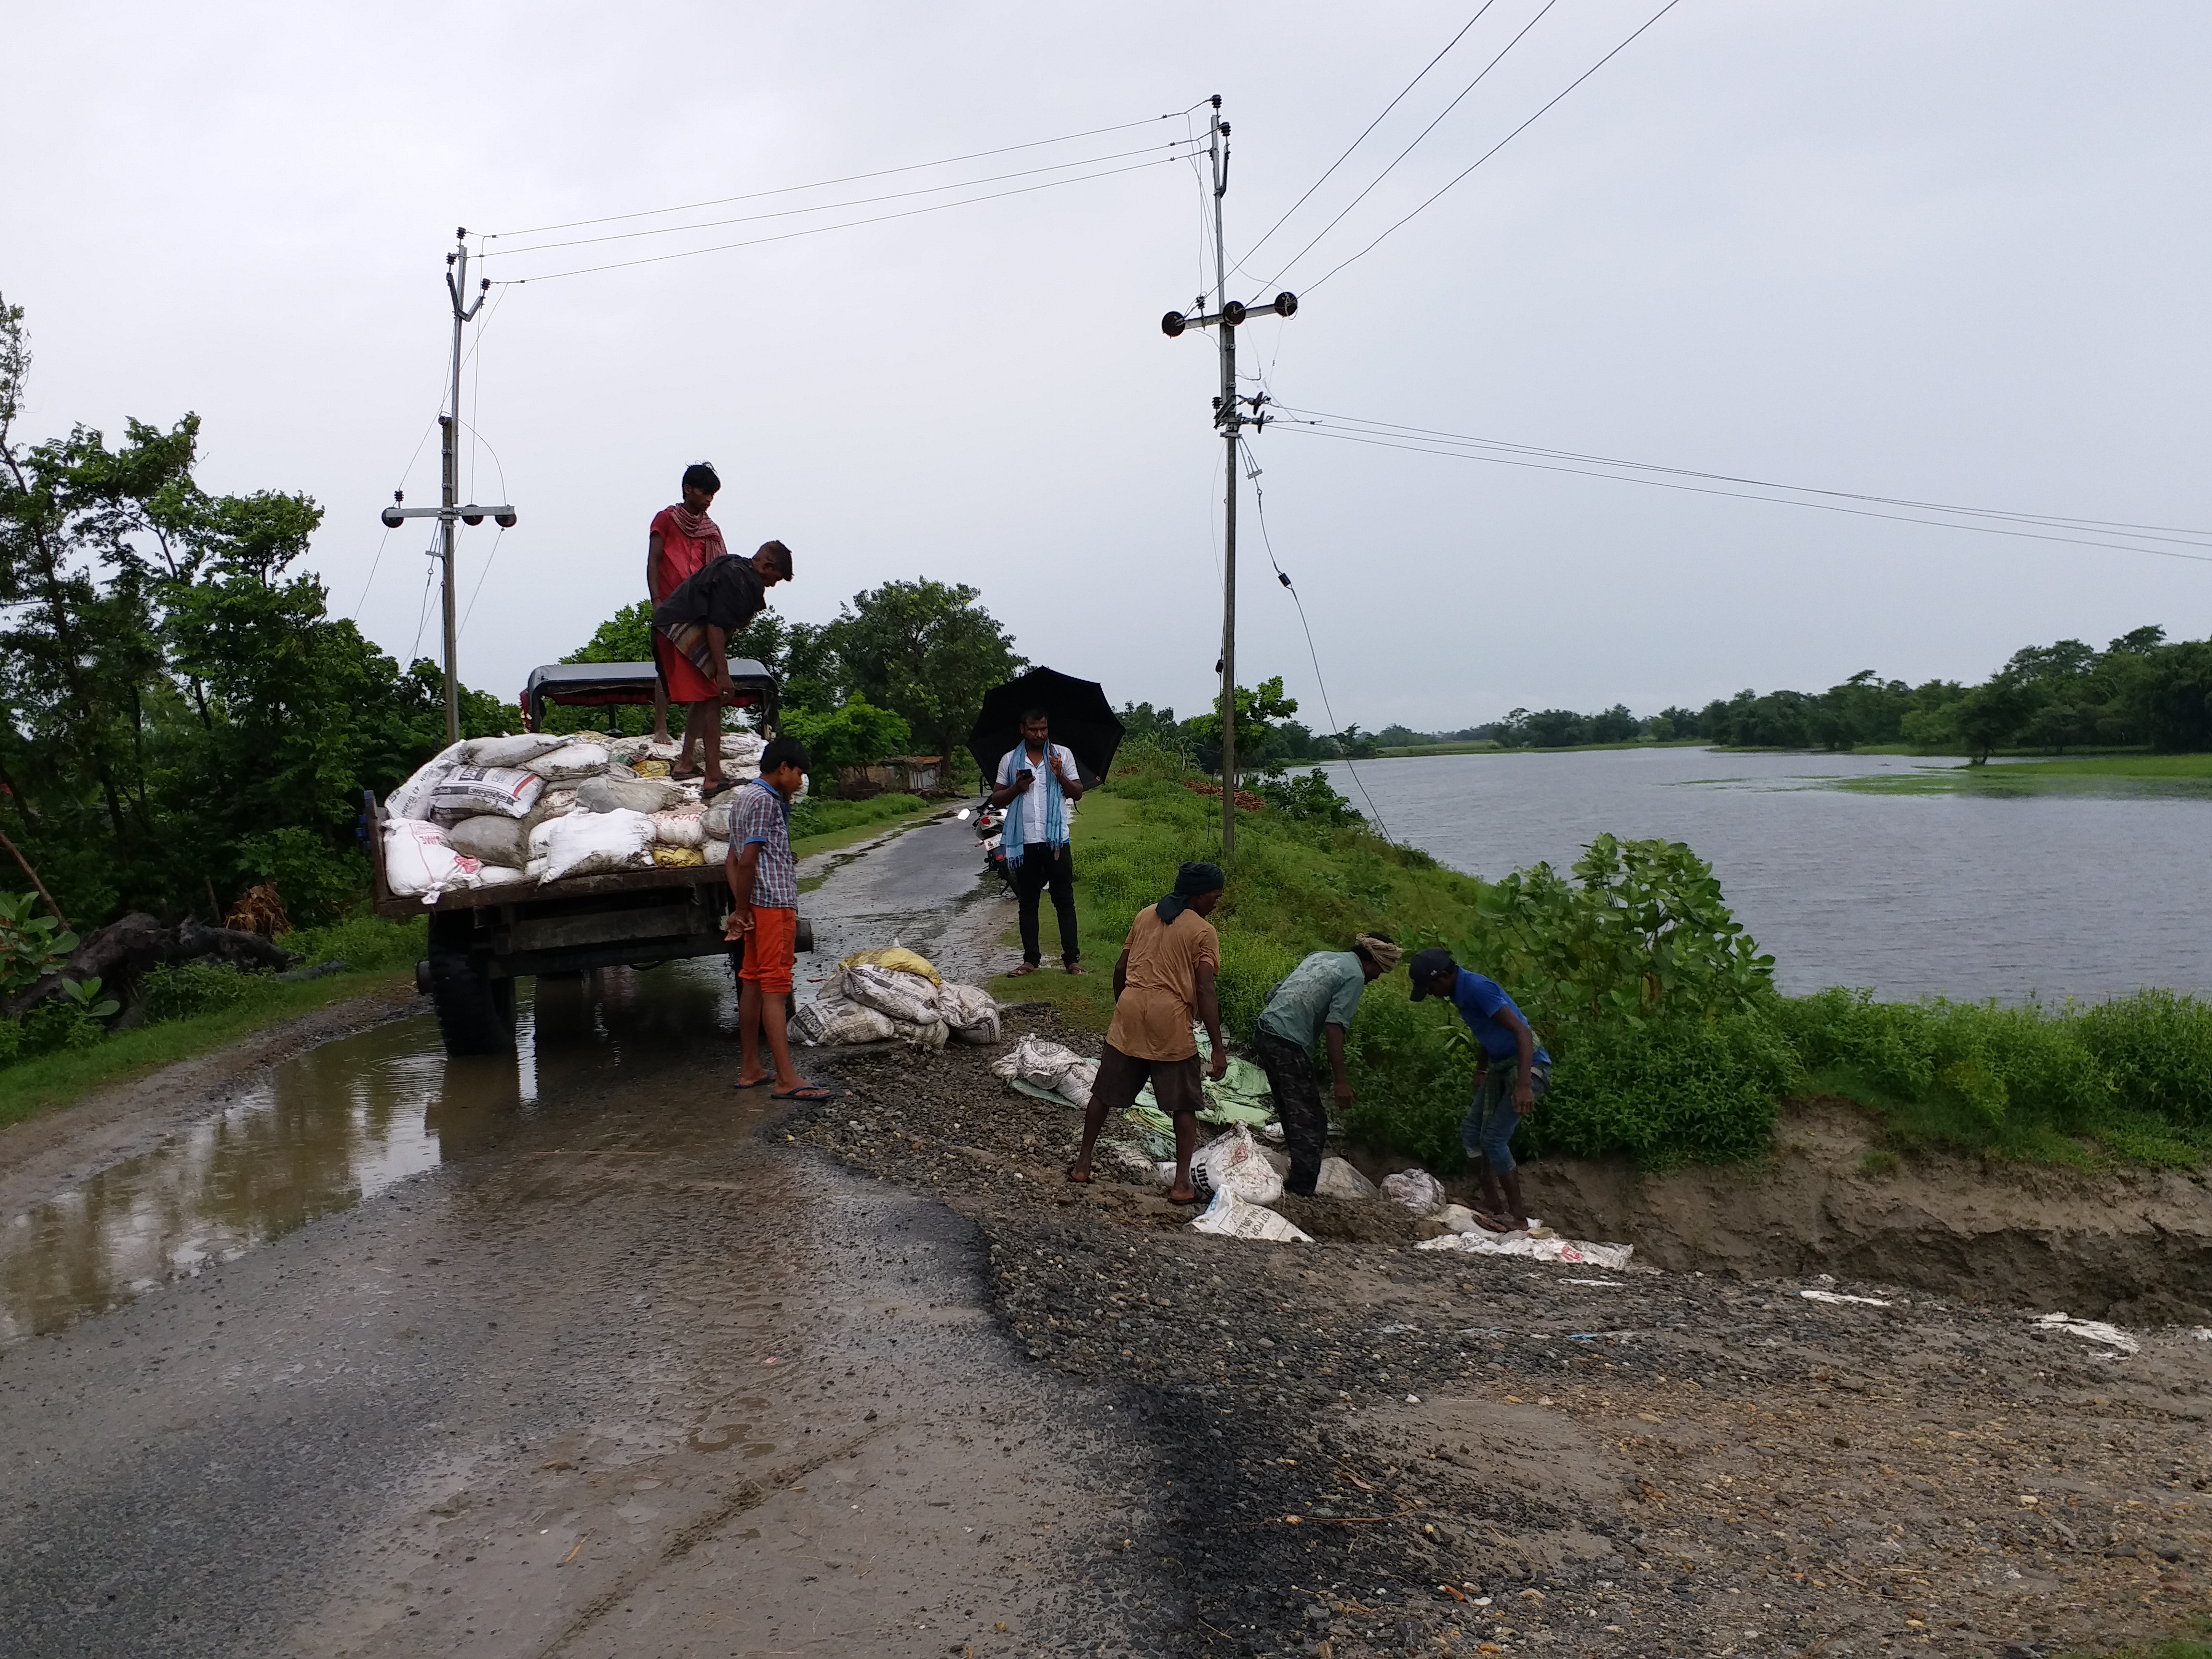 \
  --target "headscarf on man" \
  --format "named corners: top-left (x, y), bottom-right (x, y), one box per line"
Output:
top-left (1155, 861), bottom-right (1225, 926)
top-left (1353, 933), bottom-right (1402, 972)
